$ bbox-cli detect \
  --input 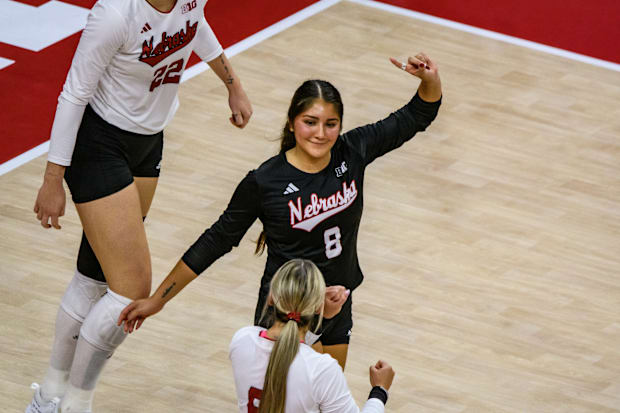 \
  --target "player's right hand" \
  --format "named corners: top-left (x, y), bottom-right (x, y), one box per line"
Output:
top-left (369, 360), bottom-right (395, 390)
top-left (389, 52), bottom-right (439, 83)
top-left (117, 296), bottom-right (164, 333)
top-left (324, 285), bottom-right (350, 319)
top-left (34, 178), bottom-right (66, 229)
